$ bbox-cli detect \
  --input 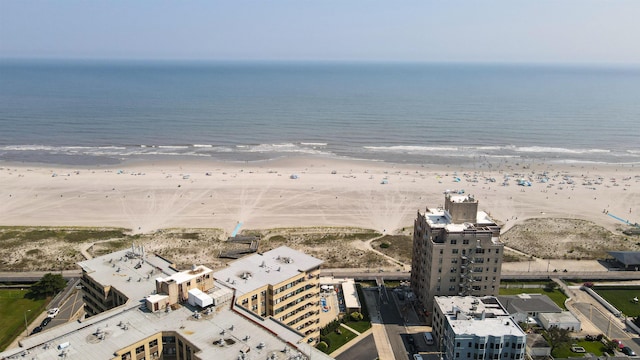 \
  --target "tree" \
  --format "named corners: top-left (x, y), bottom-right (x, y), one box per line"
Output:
top-left (544, 281), bottom-right (558, 292)
top-left (547, 326), bottom-right (571, 353)
top-left (30, 273), bottom-right (67, 298)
